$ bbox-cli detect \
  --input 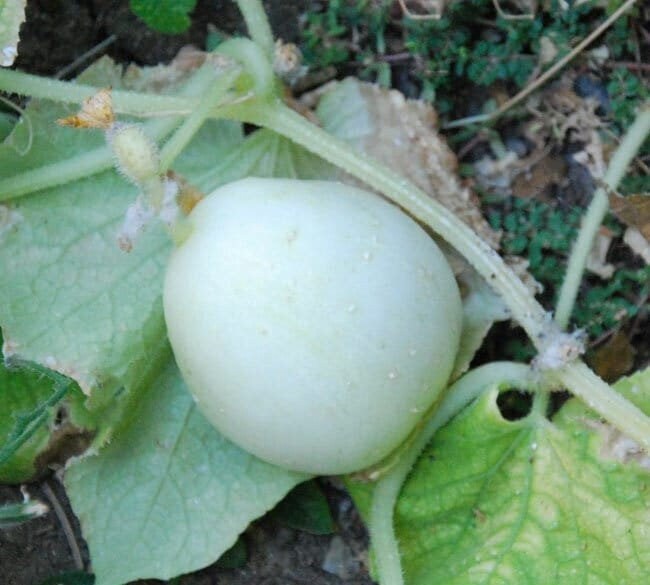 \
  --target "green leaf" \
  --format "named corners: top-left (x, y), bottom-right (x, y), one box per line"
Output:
top-left (130, 0), bottom-right (197, 34)
top-left (0, 64), bottom-right (244, 405)
top-left (353, 369), bottom-right (650, 584)
top-left (273, 480), bottom-right (336, 535)
top-left (193, 127), bottom-right (337, 194)
top-left (65, 359), bottom-right (305, 585)
top-left (0, 355), bottom-right (73, 482)
top-left (0, 0), bottom-right (25, 66)
top-left (0, 110), bottom-right (15, 141)
top-left (0, 169), bottom-right (172, 394)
